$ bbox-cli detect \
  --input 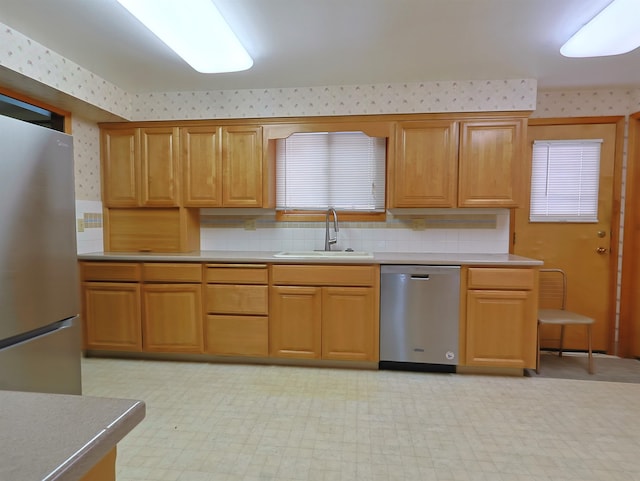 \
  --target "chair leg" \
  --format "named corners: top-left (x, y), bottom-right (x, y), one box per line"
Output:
top-left (536, 322), bottom-right (541, 374)
top-left (587, 324), bottom-right (594, 374)
top-left (559, 325), bottom-right (565, 358)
